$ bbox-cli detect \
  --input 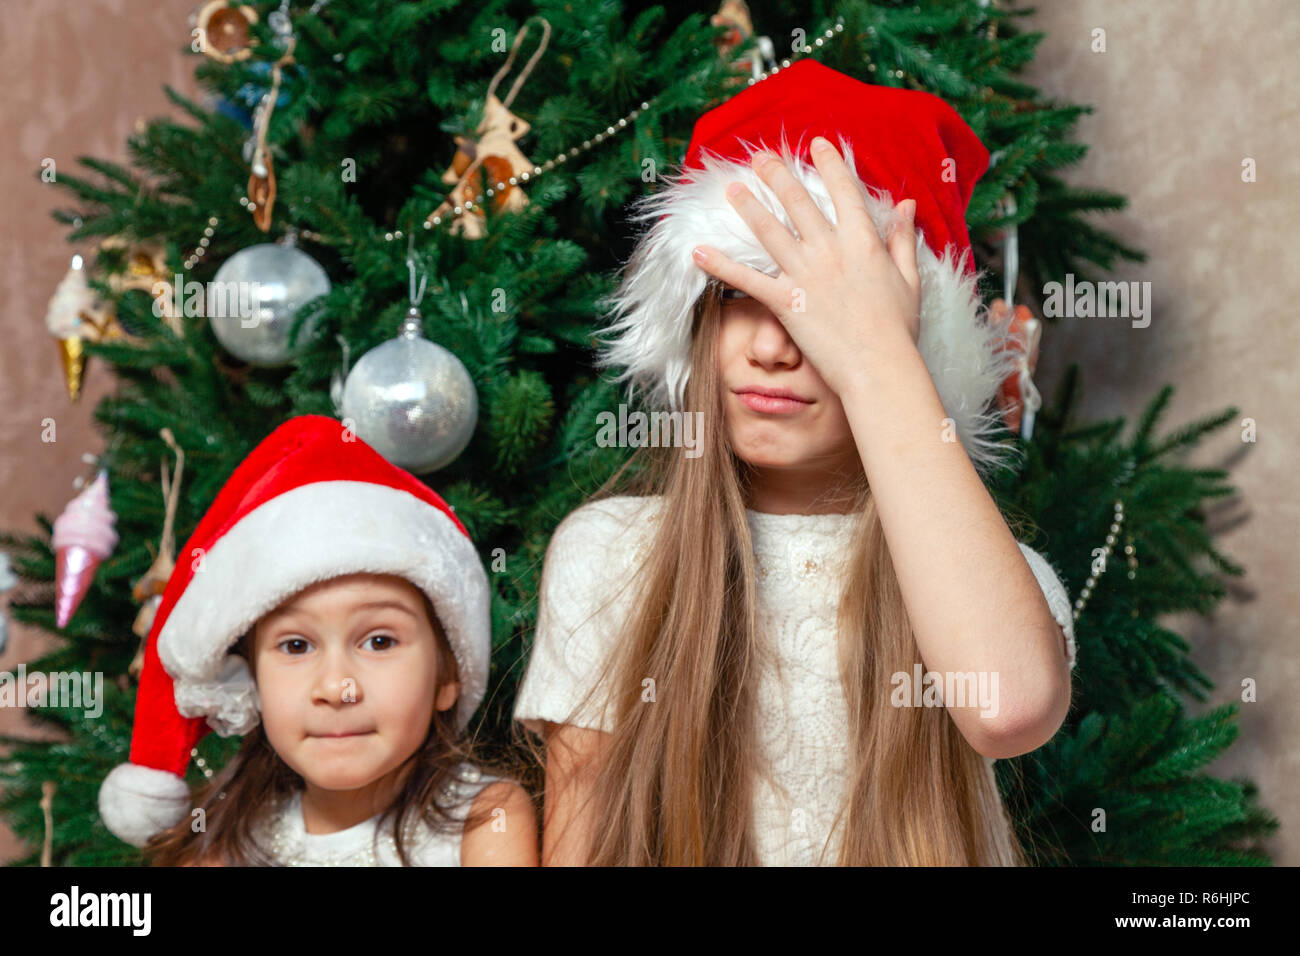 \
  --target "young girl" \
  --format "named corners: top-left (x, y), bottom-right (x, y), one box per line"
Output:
top-left (98, 415), bottom-right (537, 866)
top-left (513, 60), bottom-right (1078, 866)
